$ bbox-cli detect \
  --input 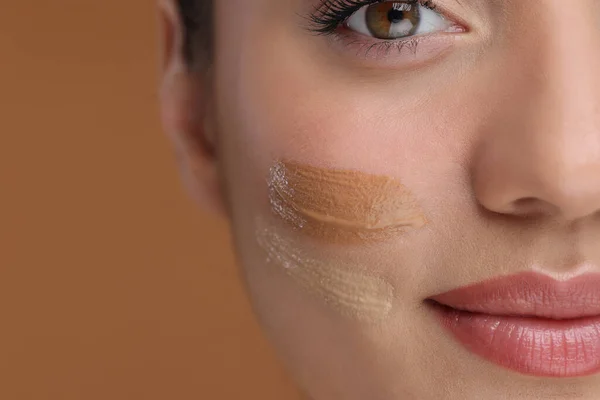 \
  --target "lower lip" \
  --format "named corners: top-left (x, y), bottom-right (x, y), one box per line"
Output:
top-left (429, 301), bottom-right (600, 377)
